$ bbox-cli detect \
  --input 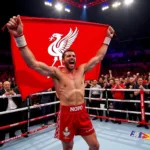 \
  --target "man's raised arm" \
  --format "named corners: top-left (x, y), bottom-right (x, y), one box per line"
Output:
top-left (83, 26), bottom-right (115, 73)
top-left (6, 15), bottom-right (58, 78)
